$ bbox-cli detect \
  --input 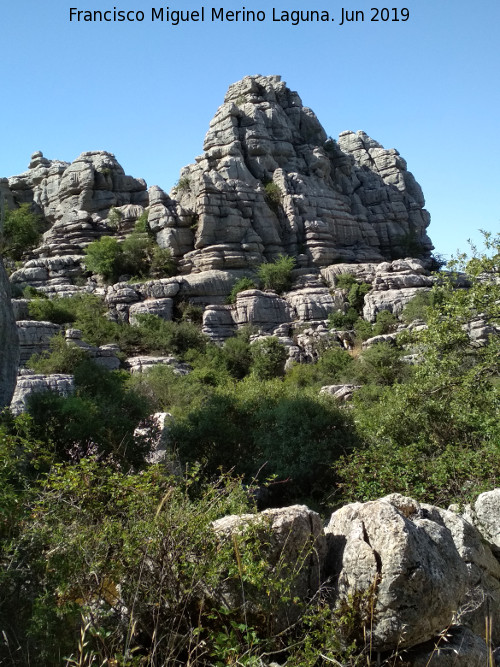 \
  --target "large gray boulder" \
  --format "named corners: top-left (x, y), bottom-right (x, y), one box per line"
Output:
top-left (325, 494), bottom-right (468, 651)
top-left (212, 505), bottom-right (327, 632)
top-left (10, 373), bottom-right (74, 415)
top-left (0, 258), bottom-right (19, 407)
top-left (406, 626), bottom-right (489, 666)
